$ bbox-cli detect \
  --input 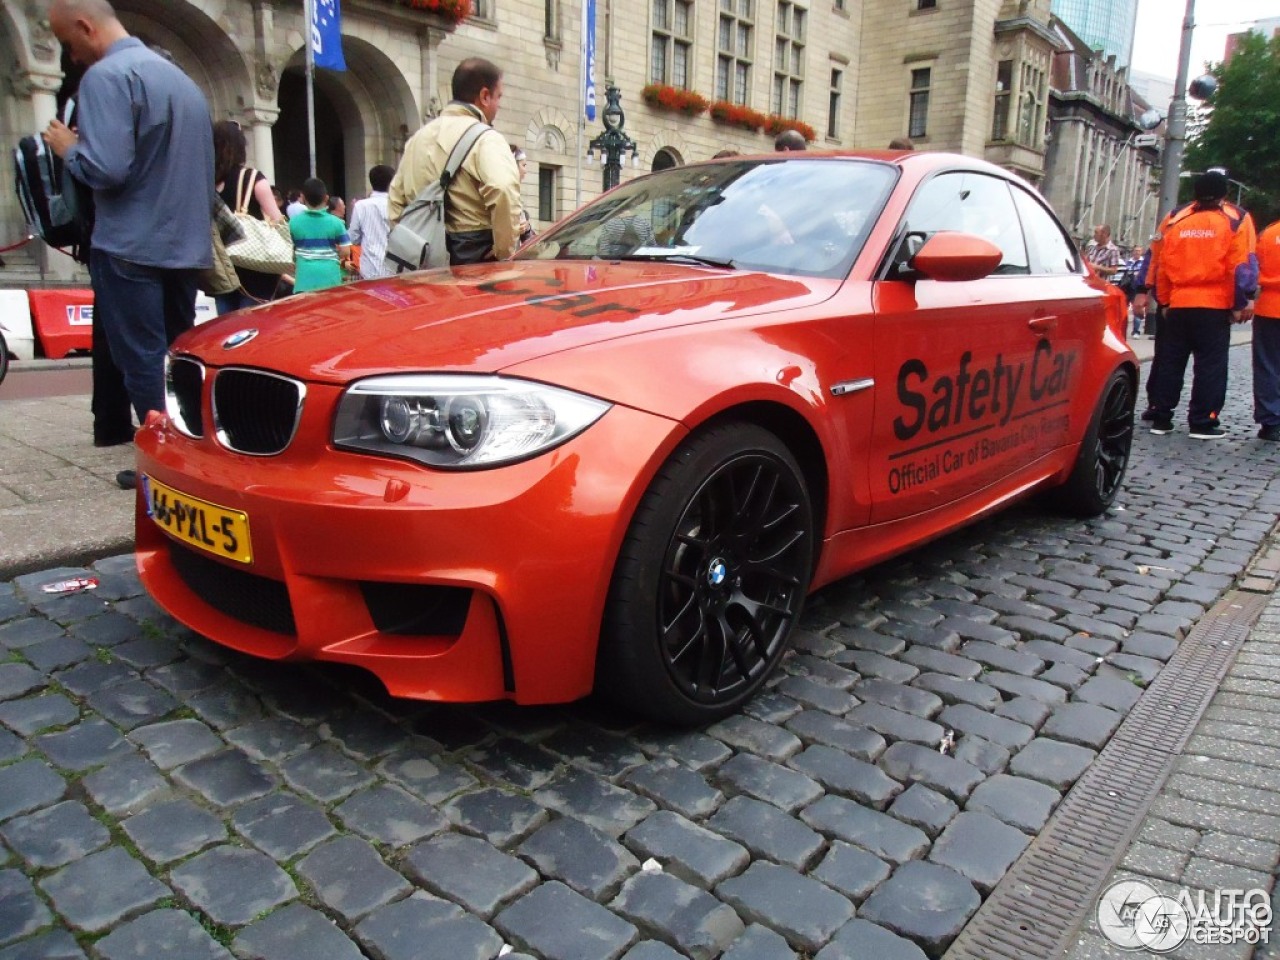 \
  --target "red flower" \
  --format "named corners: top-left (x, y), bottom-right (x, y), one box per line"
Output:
top-left (764, 115), bottom-right (816, 142)
top-left (642, 84), bottom-right (709, 116)
top-left (709, 100), bottom-right (767, 131)
top-left (398, 0), bottom-right (472, 22)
